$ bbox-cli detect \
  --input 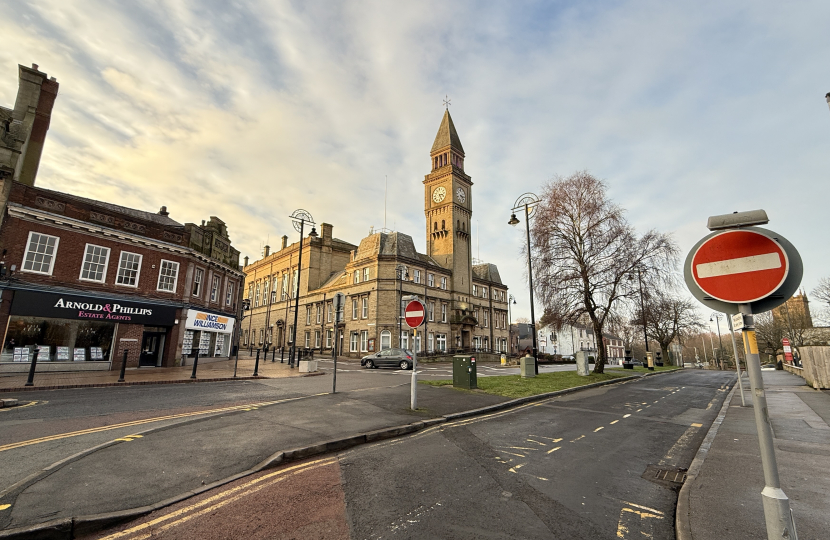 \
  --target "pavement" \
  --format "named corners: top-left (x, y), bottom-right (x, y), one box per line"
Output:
top-left (680, 370), bottom-right (830, 540)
